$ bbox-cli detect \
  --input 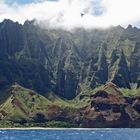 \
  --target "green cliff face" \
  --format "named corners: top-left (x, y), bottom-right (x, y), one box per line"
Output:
top-left (111, 50), bottom-right (131, 89)
top-left (0, 19), bottom-right (140, 99)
